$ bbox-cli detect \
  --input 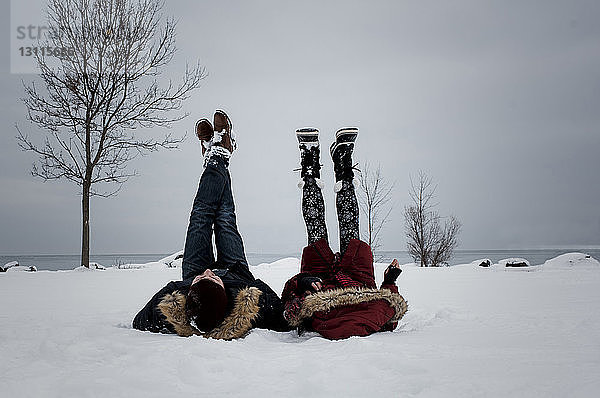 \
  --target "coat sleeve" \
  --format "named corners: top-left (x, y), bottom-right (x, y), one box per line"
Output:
top-left (132, 281), bottom-right (184, 334)
top-left (252, 279), bottom-right (293, 332)
top-left (379, 282), bottom-right (399, 332)
top-left (281, 273), bottom-right (311, 325)
top-left (281, 273), bottom-right (301, 302)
